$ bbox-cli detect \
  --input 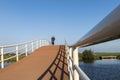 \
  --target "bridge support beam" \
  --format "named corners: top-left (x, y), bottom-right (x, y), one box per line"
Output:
top-left (73, 47), bottom-right (79, 80)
